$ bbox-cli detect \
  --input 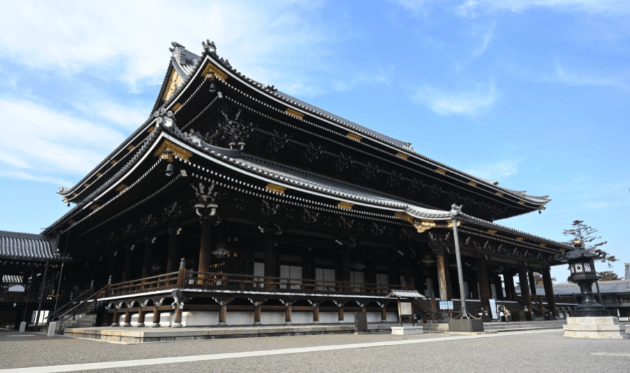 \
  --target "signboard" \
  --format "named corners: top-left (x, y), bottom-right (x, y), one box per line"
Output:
top-left (400, 302), bottom-right (413, 316)
top-left (489, 299), bottom-right (498, 319)
top-left (439, 301), bottom-right (454, 310)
